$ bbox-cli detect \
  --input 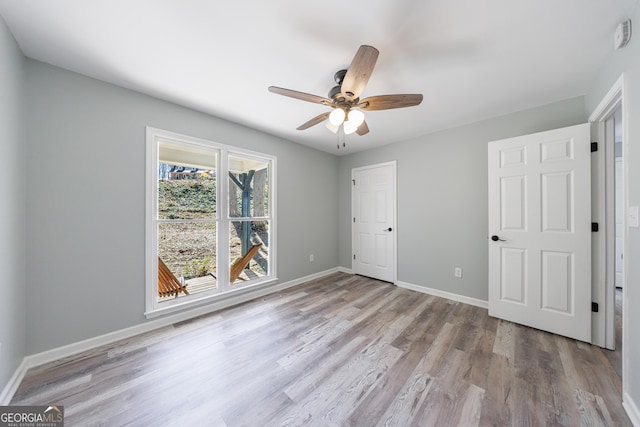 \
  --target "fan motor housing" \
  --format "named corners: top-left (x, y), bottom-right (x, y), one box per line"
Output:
top-left (328, 69), bottom-right (349, 99)
top-left (328, 85), bottom-right (342, 99)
